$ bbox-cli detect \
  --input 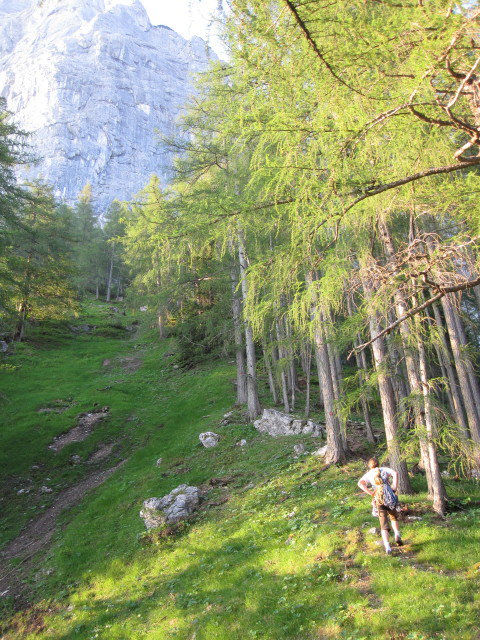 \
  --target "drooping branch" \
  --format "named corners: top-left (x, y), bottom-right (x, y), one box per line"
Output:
top-left (348, 274), bottom-right (480, 359)
top-left (343, 158), bottom-right (480, 216)
top-left (282, 0), bottom-right (374, 98)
